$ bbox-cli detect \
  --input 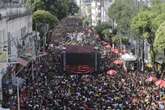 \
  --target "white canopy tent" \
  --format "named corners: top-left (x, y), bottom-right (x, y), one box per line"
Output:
top-left (0, 107), bottom-right (10, 110)
top-left (121, 53), bottom-right (137, 61)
